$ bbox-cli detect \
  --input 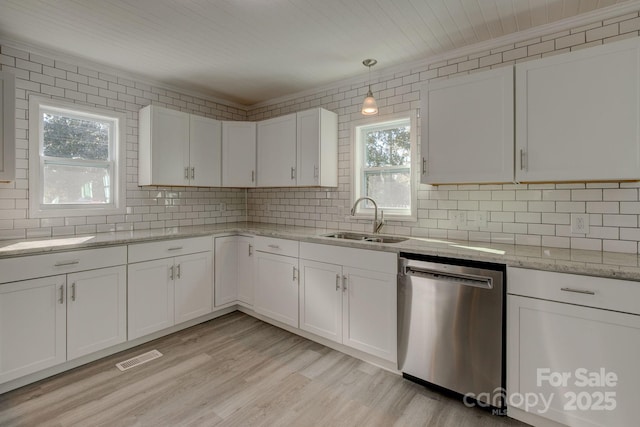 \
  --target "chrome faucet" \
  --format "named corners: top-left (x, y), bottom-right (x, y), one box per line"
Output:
top-left (350, 197), bottom-right (385, 234)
